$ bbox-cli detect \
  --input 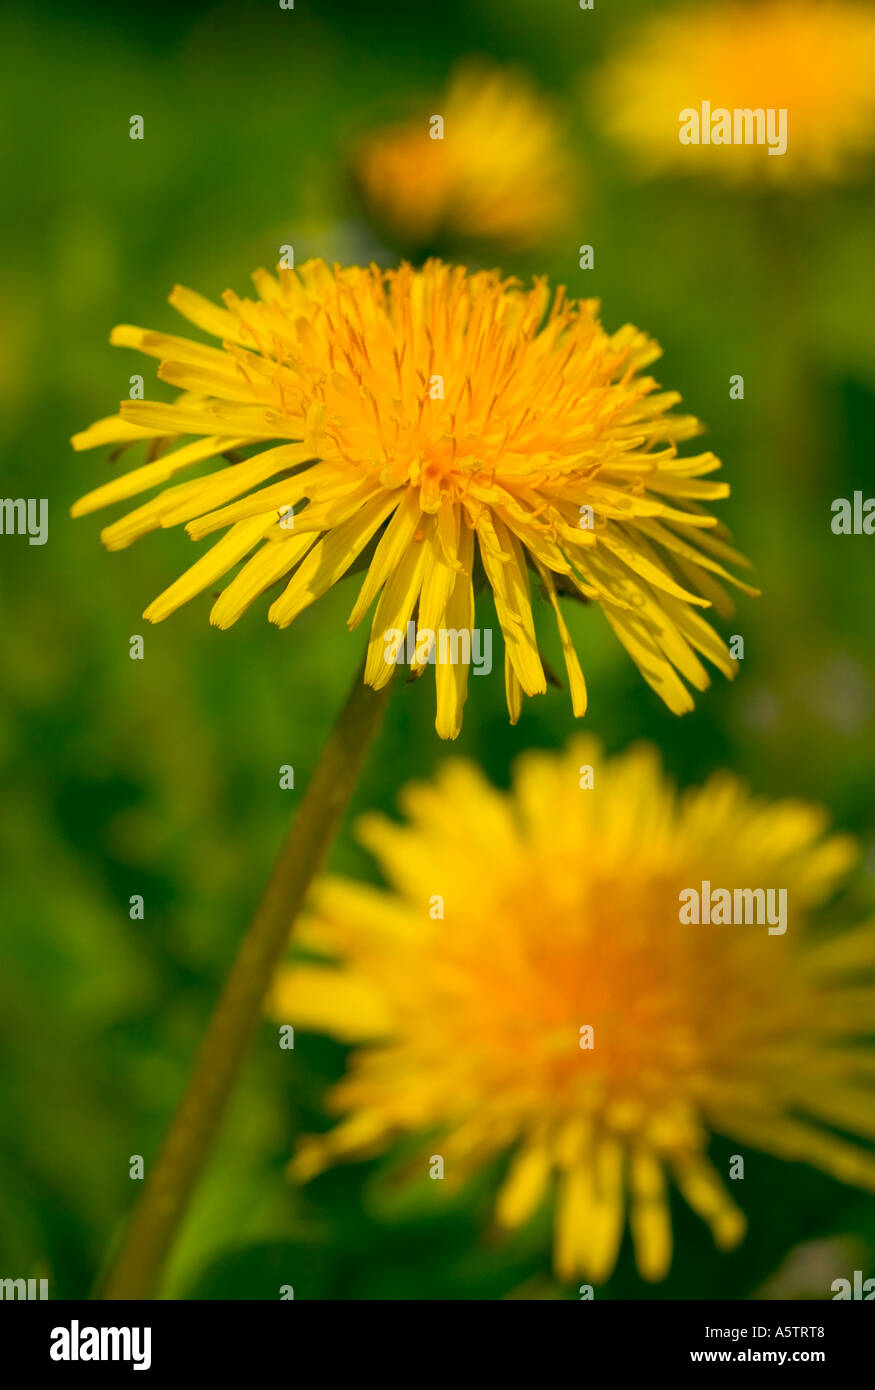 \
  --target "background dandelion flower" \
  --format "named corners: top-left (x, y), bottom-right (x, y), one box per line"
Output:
top-left (595, 0), bottom-right (875, 185)
top-left (351, 59), bottom-right (575, 256)
top-left (271, 738), bottom-right (875, 1285)
top-left (72, 259), bottom-right (754, 738)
